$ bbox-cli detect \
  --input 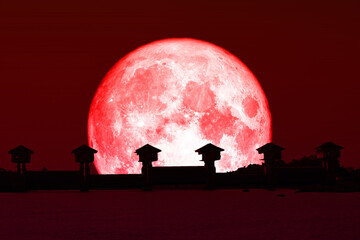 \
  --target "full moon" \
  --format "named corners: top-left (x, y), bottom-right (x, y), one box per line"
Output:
top-left (88, 38), bottom-right (271, 174)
